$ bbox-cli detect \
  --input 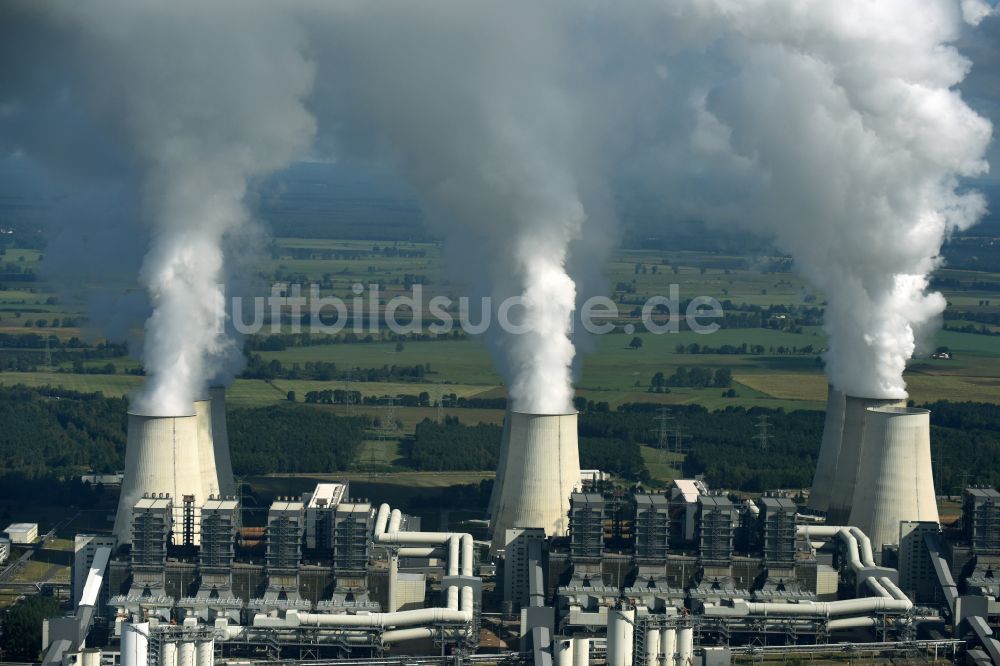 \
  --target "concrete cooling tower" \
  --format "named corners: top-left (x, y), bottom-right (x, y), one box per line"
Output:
top-left (486, 411), bottom-right (512, 522)
top-left (194, 398), bottom-right (221, 503)
top-left (807, 385), bottom-right (845, 514)
top-left (113, 410), bottom-right (206, 546)
top-left (490, 411), bottom-right (581, 552)
top-left (848, 406), bottom-right (938, 559)
top-left (209, 386), bottom-right (236, 497)
top-left (826, 395), bottom-right (906, 524)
